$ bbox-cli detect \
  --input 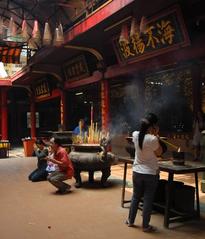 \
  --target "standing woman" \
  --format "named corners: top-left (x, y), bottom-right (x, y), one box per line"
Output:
top-left (125, 113), bottom-right (162, 232)
top-left (192, 110), bottom-right (205, 161)
top-left (28, 139), bottom-right (48, 182)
